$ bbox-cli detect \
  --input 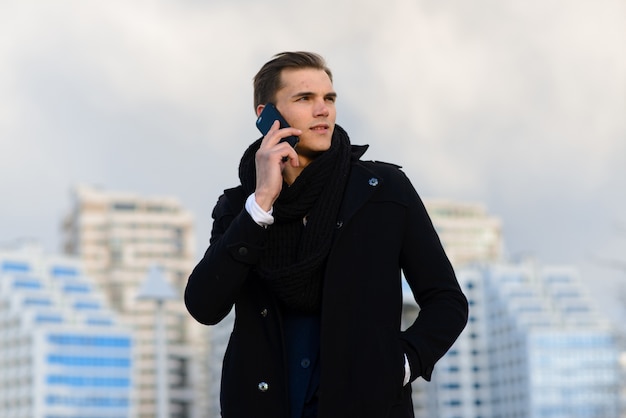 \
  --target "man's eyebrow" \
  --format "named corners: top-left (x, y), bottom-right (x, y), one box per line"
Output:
top-left (291, 91), bottom-right (338, 99)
